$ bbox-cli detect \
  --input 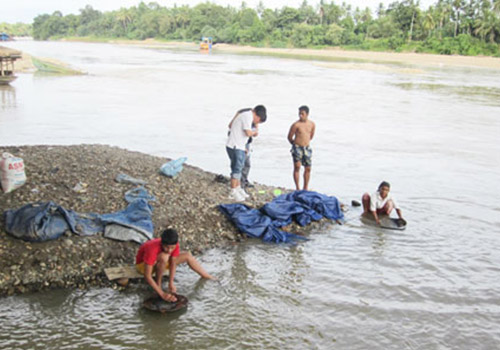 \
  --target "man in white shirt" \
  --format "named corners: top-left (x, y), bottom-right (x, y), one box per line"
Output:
top-left (362, 181), bottom-right (404, 225)
top-left (226, 105), bottom-right (267, 201)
